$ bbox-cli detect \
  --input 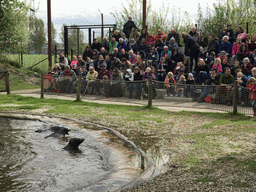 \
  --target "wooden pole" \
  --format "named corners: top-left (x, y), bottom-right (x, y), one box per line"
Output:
top-left (233, 80), bottom-right (238, 114)
top-left (76, 71), bottom-right (82, 102)
top-left (101, 13), bottom-right (104, 42)
top-left (47, 0), bottom-right (52, 70)
top-left (147, 76), bottom-right (152, 108)
top-left (142, 0), bottom-right (146, 29)
top-left (5, 71), bottom-right (10, 94)
top-left (41, 71), bottom-right (44, 99)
